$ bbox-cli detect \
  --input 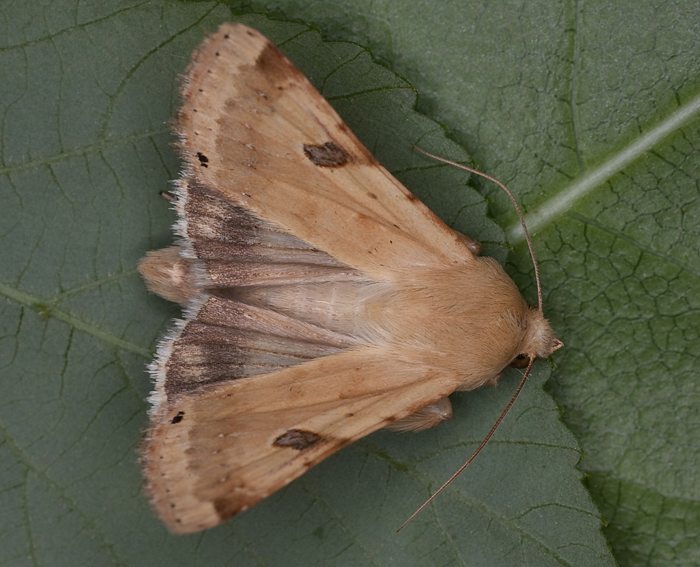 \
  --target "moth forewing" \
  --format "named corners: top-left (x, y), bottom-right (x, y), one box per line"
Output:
top-left (144, 350), bottom-right (463, 533)
top-left (176, 25), bottom-right (476, 278)
top-left (140, 22), bottom-right (559, 533)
